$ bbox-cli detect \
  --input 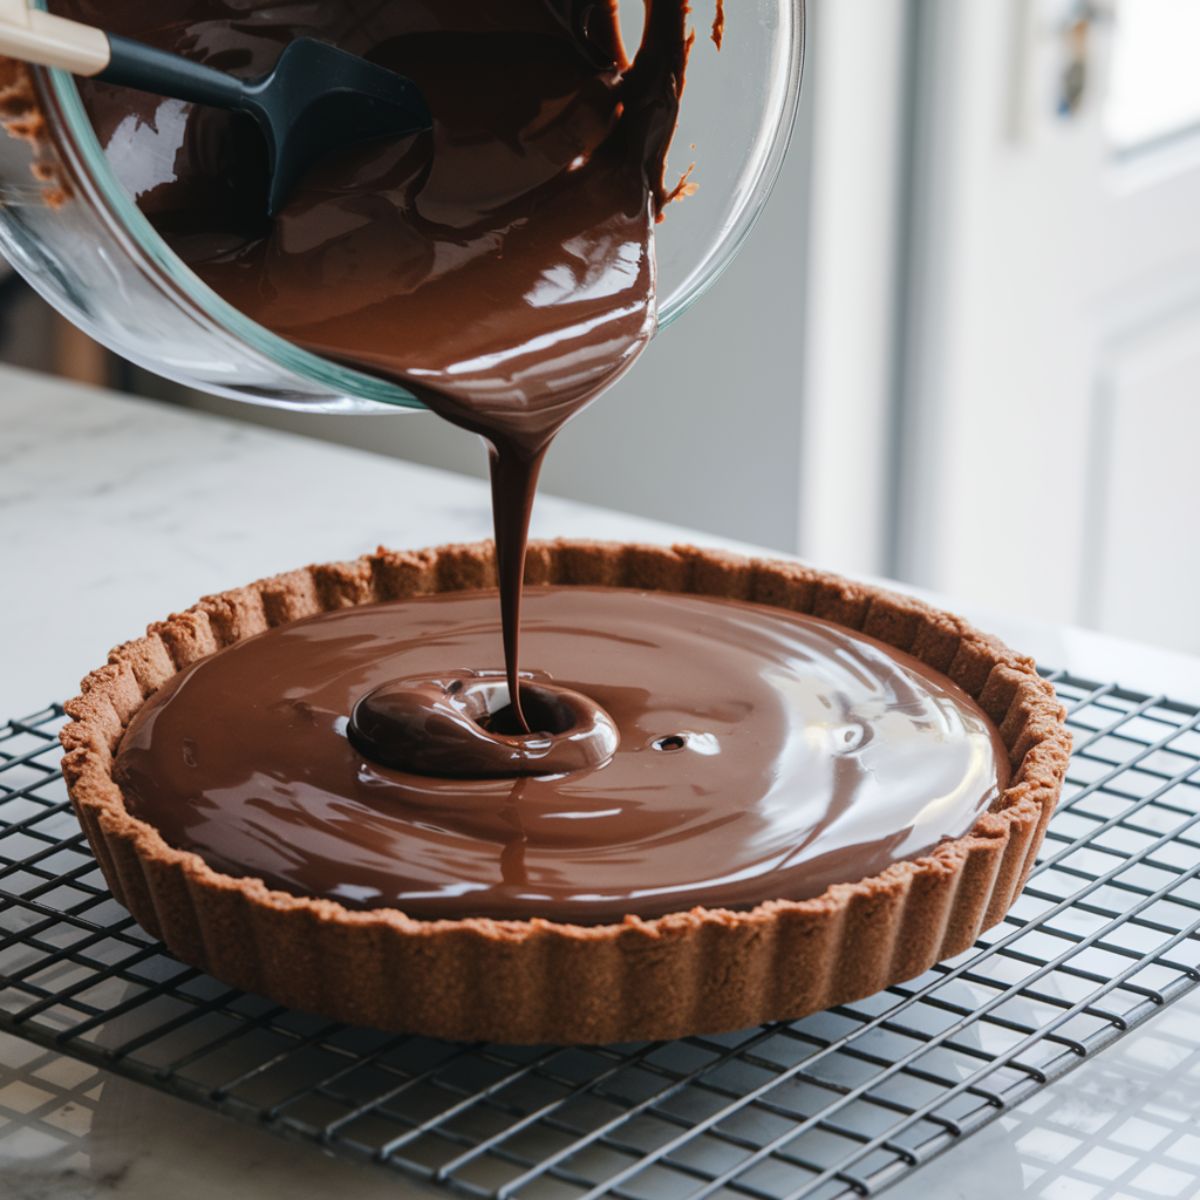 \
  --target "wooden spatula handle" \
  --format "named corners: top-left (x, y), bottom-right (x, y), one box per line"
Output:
top-left (0, 0), bottom-right (110, 76)
top-left (0, 3), bottom-right (247, 112)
